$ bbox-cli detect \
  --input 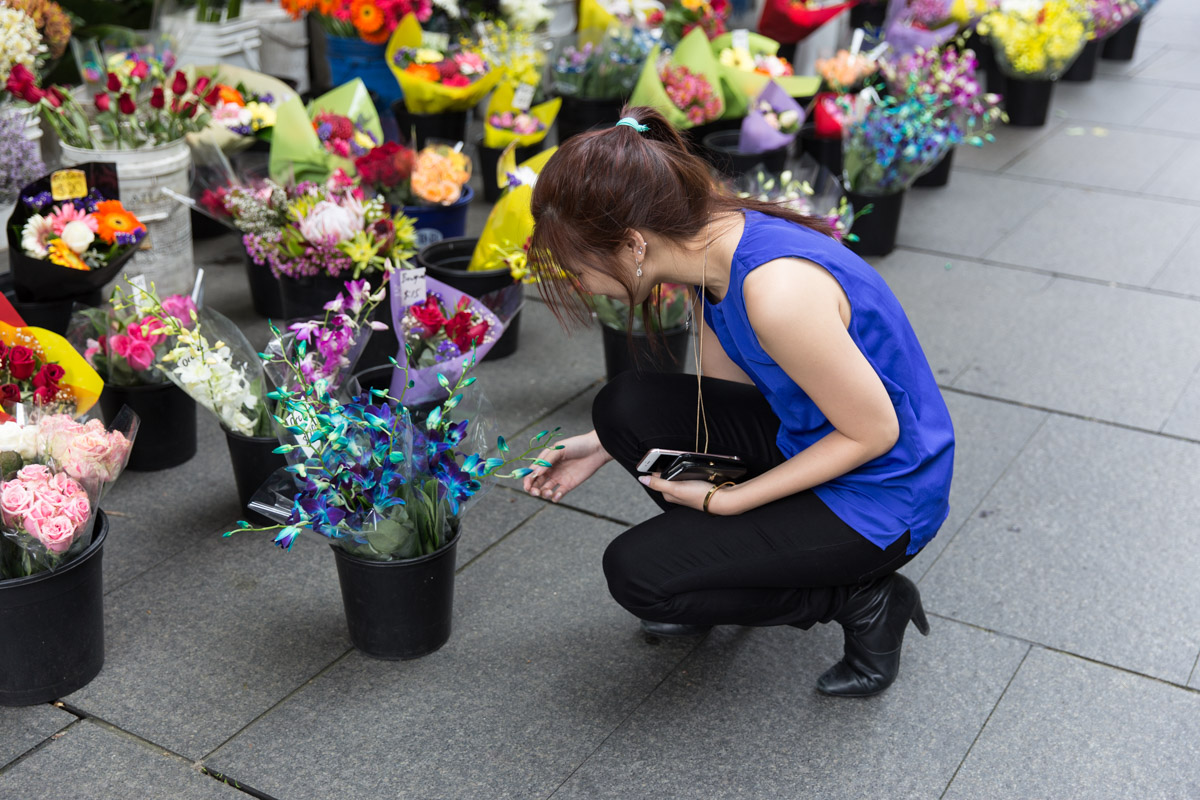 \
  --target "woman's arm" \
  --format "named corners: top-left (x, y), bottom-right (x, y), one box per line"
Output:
top-left (644, 258), bottom-right (899, 514)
